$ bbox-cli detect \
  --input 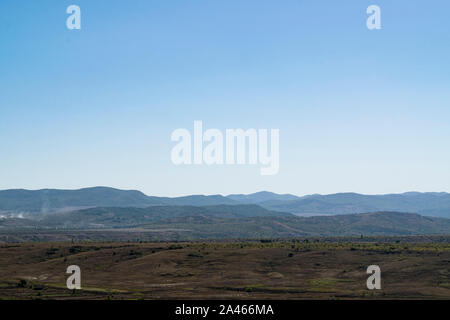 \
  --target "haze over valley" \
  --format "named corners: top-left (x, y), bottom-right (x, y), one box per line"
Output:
top-left (1, 187), bottom-right (450, 241)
